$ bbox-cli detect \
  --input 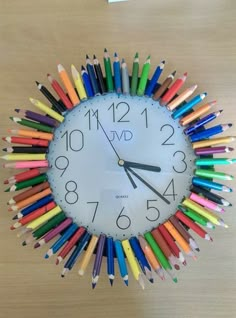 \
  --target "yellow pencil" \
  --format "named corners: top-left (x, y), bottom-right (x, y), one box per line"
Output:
top-left (122, 239), bottom-right (145, 289)
top-left (192, 136), bottom-right (236, 149)
top-left (26, 205), bottom-right (62, 230)
top-left (29, 98), bottom-right (64, 123)
top-left (78, 235), bottom-right (98, 276)
top-left (1, 154), bottom-right (46, 161)
top-left (71, 64), bottom-right (87, 101)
